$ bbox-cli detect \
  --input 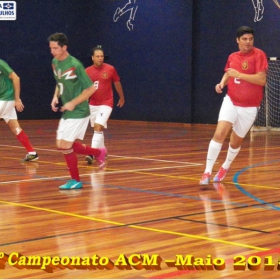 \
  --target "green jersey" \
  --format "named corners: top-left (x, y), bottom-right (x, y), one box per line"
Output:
top-left (52, 55), bottom-right (93, 119)
top-left (0, 59), bottom-right (15, 101)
